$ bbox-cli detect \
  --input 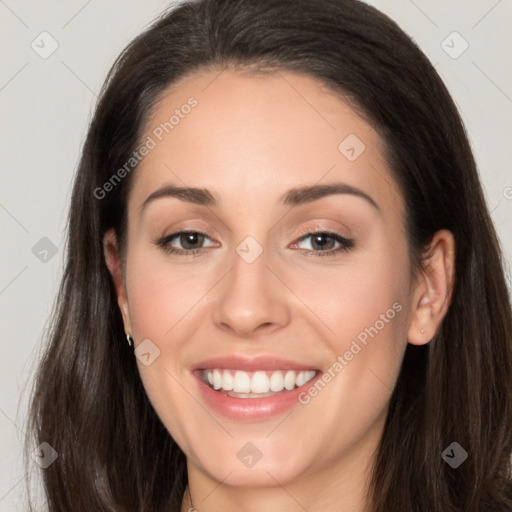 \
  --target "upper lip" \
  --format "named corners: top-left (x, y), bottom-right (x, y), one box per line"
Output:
top-left (191, 355), bottom-right (320, 372)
